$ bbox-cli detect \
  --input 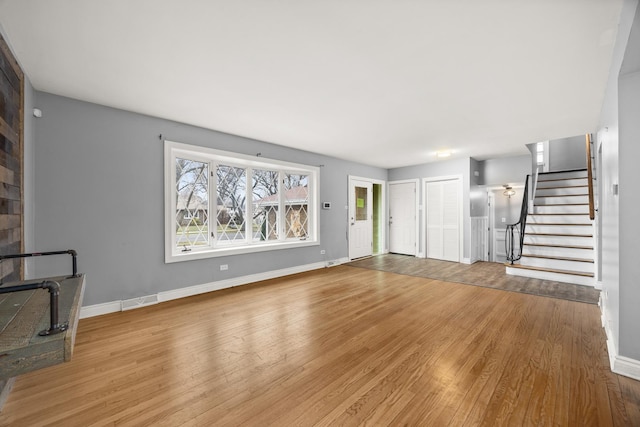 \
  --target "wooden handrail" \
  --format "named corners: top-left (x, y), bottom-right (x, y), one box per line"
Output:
top-left (586, 134), bottom-right (595, 220)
